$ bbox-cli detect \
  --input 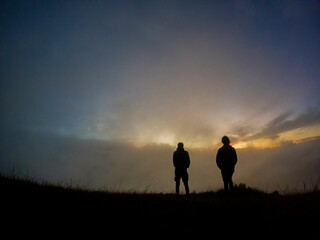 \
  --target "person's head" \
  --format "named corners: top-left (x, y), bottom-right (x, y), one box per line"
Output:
top-left (177, 142), bottom-right (184, 149)
top-left (221, 136), bottom-right (230, 145)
